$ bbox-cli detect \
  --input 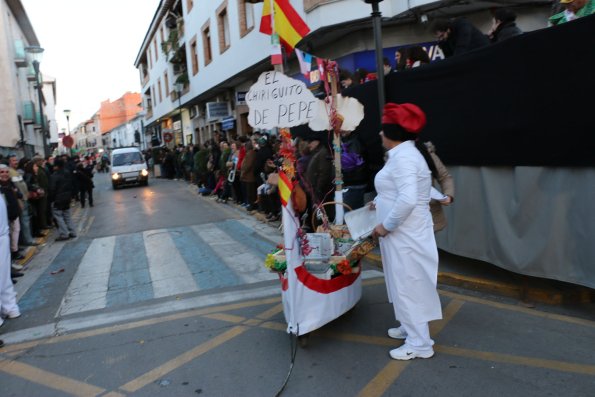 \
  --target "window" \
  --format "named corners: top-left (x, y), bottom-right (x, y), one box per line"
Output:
top-left (164, 71), bottom-right (170, 97)
top-left (186, 0), bottom-right (194, 12)
top-left (202, 22), bottom-right (212, 65)
top-left (238, 0), bottom-right (254, 37)
top-left (217, 2), bottom-right (230, 53)
top-left (190, 35), bottom-right (199, 75)
top-left (160, 26), bottom-right (165, 45)
top-left (158, 78), bottom-right (162, 103)
top-left (148, 48), bottom-right (153, 69)
top-left (154, 38), bottom-right (159, 61)
top-left (112, 152), bottom-right (144, 166)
